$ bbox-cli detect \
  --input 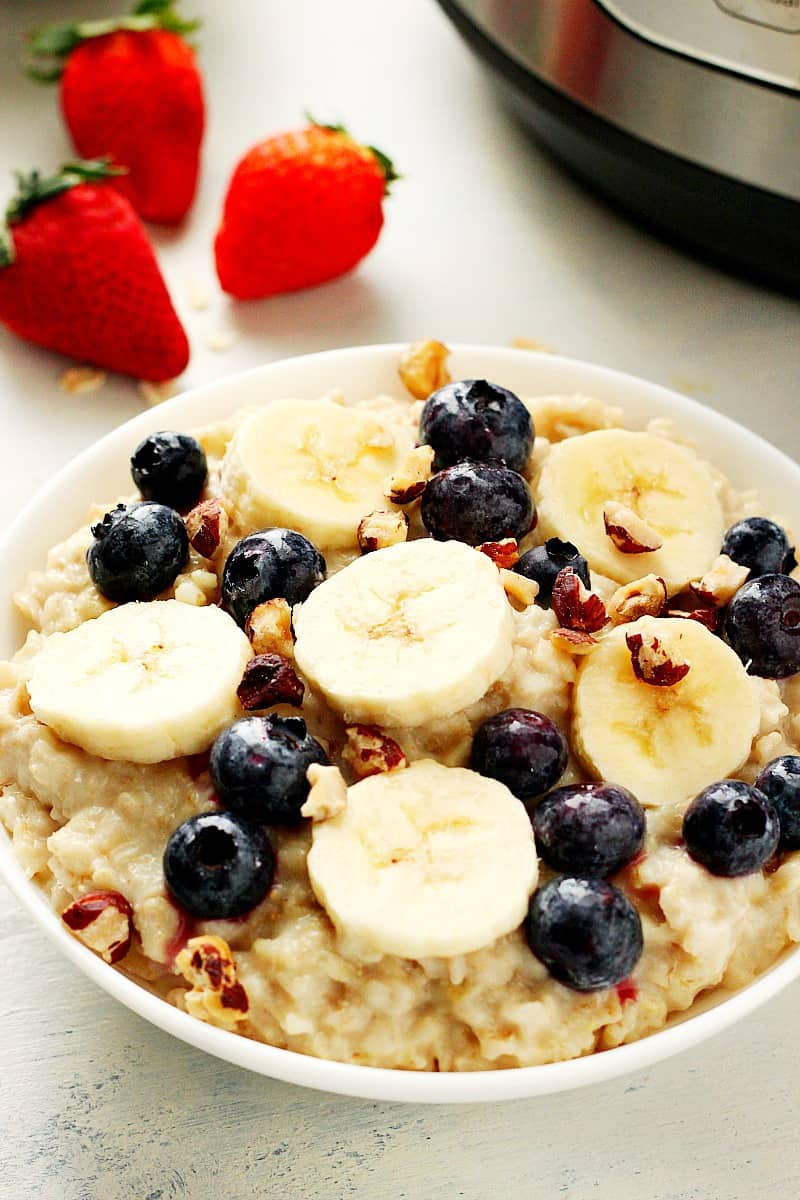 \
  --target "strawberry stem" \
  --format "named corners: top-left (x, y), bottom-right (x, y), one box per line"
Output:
top-left (0, 159), bottom-right (126, 267)
top-left (26, 0), bottom-right (199, 81)
top-left (304, 113), bottom-right (400, 196)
